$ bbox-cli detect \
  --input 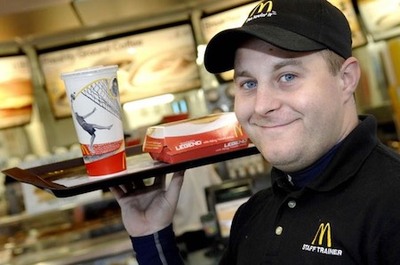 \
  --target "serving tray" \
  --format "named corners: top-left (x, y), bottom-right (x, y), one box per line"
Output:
top-left (2, 145), bottom-right (259, 197)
